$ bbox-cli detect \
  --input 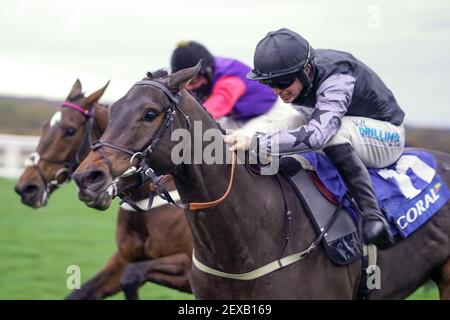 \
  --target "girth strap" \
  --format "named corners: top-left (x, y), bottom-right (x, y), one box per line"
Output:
top-left (192, 200), bottom-right (344, 280)
top-left (192, 243), bottom-right (316, 281)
